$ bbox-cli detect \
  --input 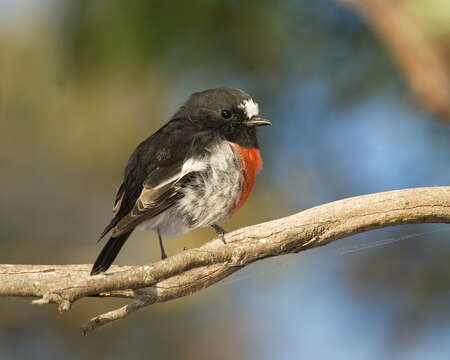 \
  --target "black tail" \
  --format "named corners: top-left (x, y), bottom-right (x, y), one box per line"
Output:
top-left (90, 232), bottom-right (132, 275)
